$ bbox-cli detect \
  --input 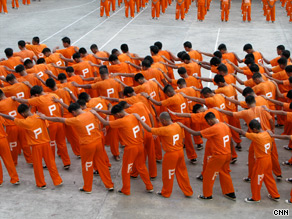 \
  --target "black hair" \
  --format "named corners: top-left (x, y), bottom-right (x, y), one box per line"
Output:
top-left (123, 86), bottom-right (134, 96)
top-left (62, 37), bottom-right (71, 44)
top-left (109, 54), bottom-right (118, 62)
top-left (120, 44), bottom-right (129, 52)
top-left (134, 73), bottom-right (144, 82)
top-left (252, 72), bottom-right (262, 80)
top-left (242, 87), bottom-right (254, 97)
top-left (249, 63), bottom-right (259, 73)
top-left (45, 78), bottom-right (56, 89)
top-left (177, 78), bottom-right (186, 86)
top-left (213, 51), bottom-right (222, 59)
top-left (249, 119), bottom-right (261, 130)
top-left (17, 104), bottom-right (29, 114)
top-left (200, 87), bottom-right (212, 95)
top-left (78, 92), bottom-right (90, 101)
top-left (210, 57), bottom-right (221, 66)
top-left (245, 95), bottom-right (256, 105)
top-left (204, 112), bottom-right (216, 120)
top-left (192, 104), bottom-right (203, 113)
top-left (24, 59), bottom-right (33, 66)
top-left (15, 64), bottom-right (25, 73)
top-left (68, 103), bottom-right (81, 113)
top-left (150, 45), bottom-right (159, 54)
top-left (58, 73), bottom-right (67, 81)
top-left (183, 41), bottom-right (192, 48)
top-left (32, 37), bottom-right (40, 44)
top-left (42, 48), bottom-right (51, 54)
top-left (142, 60), bottom-right (151, 68)
top-left (217, 64), bottom-right (228, 72)
top-left (163, 84), bottom-right (174, 94)
top-left (178, 67), bottom-right (187, 75)
top-left (111, 104), bottom-right (123, 114)
top-left (154, 41), bottom-right (162, 50)
top-left (30, 85), bottom-right (43, 96)
top-left (79, 47), bottom-right (87, 54)
top-left (6, 74), bottom-right (16, 82)
top-left (37, 58), bottom-right (45, 64)
top-left (18, 40), bottom-right (26, 48)
top-left (4, 48), bottom-right (13, 57)
top-left (66, 66), bottom-right (74, 73)
top-left (214, 74), bottom-right (225, 84)
top-left (73, 53), bottom-right (81, 59)
top-left (243, 43), bottom-right (253, 51)
top-left (218, 43), bottom-right (227, 51)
